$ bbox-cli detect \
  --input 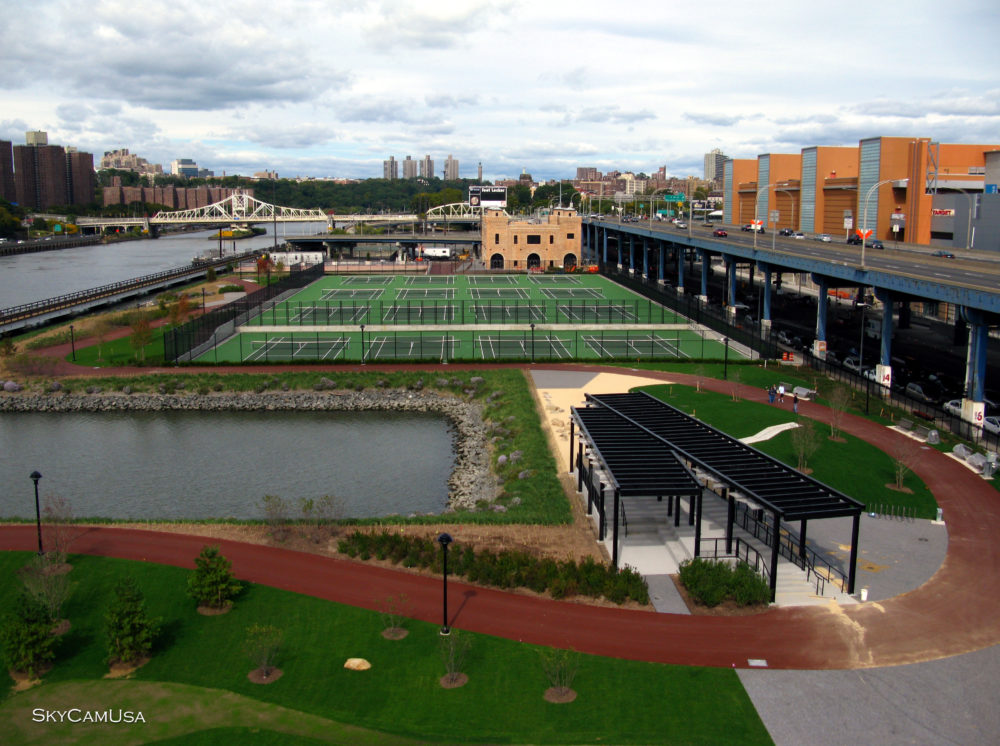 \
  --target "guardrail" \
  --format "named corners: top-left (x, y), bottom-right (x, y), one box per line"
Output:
top-left (0, 252), bottom-right (257, 327)
top-left (696, 536), bottom-right (771, 587)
